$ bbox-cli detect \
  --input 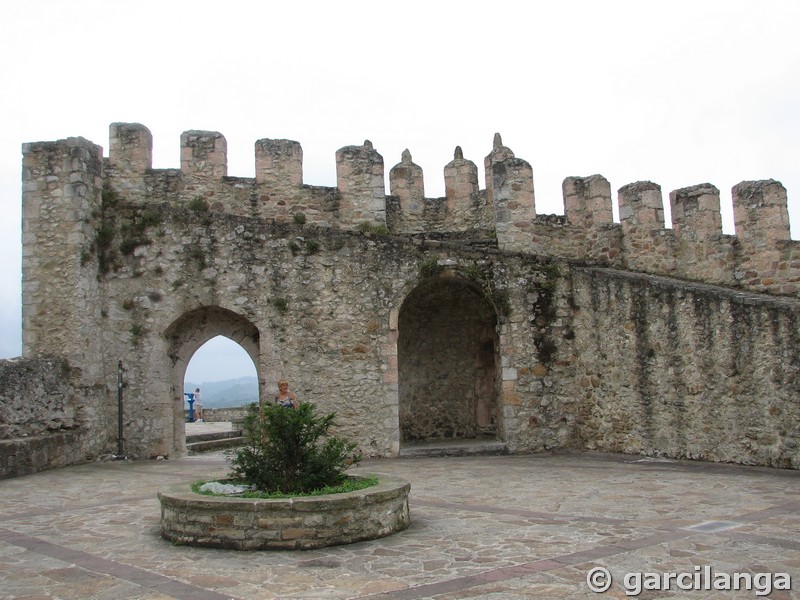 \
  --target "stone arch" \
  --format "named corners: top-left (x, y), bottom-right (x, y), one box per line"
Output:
top-left (397, 276), bottom-right (500, 443)
top-left (164, 306), bottom-right (262, 452)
